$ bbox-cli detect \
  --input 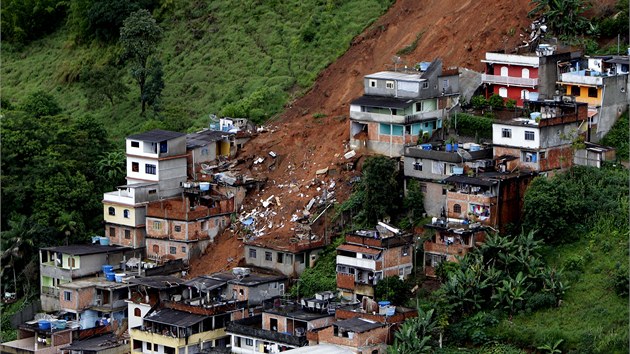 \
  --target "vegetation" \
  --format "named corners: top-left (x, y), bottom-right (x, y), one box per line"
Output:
top-left (600, 110), bottom-right (628, 161)
top-left (389, 307), bottom-right (438, 354)
top-left (453, 113), bottom-right (493, 139)
top-left (374, 276), bottom-right (412, 306)
top-left (528, 0), bottom-right (592, 38)
top-left (289, 236), bottom-right (345, 298)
